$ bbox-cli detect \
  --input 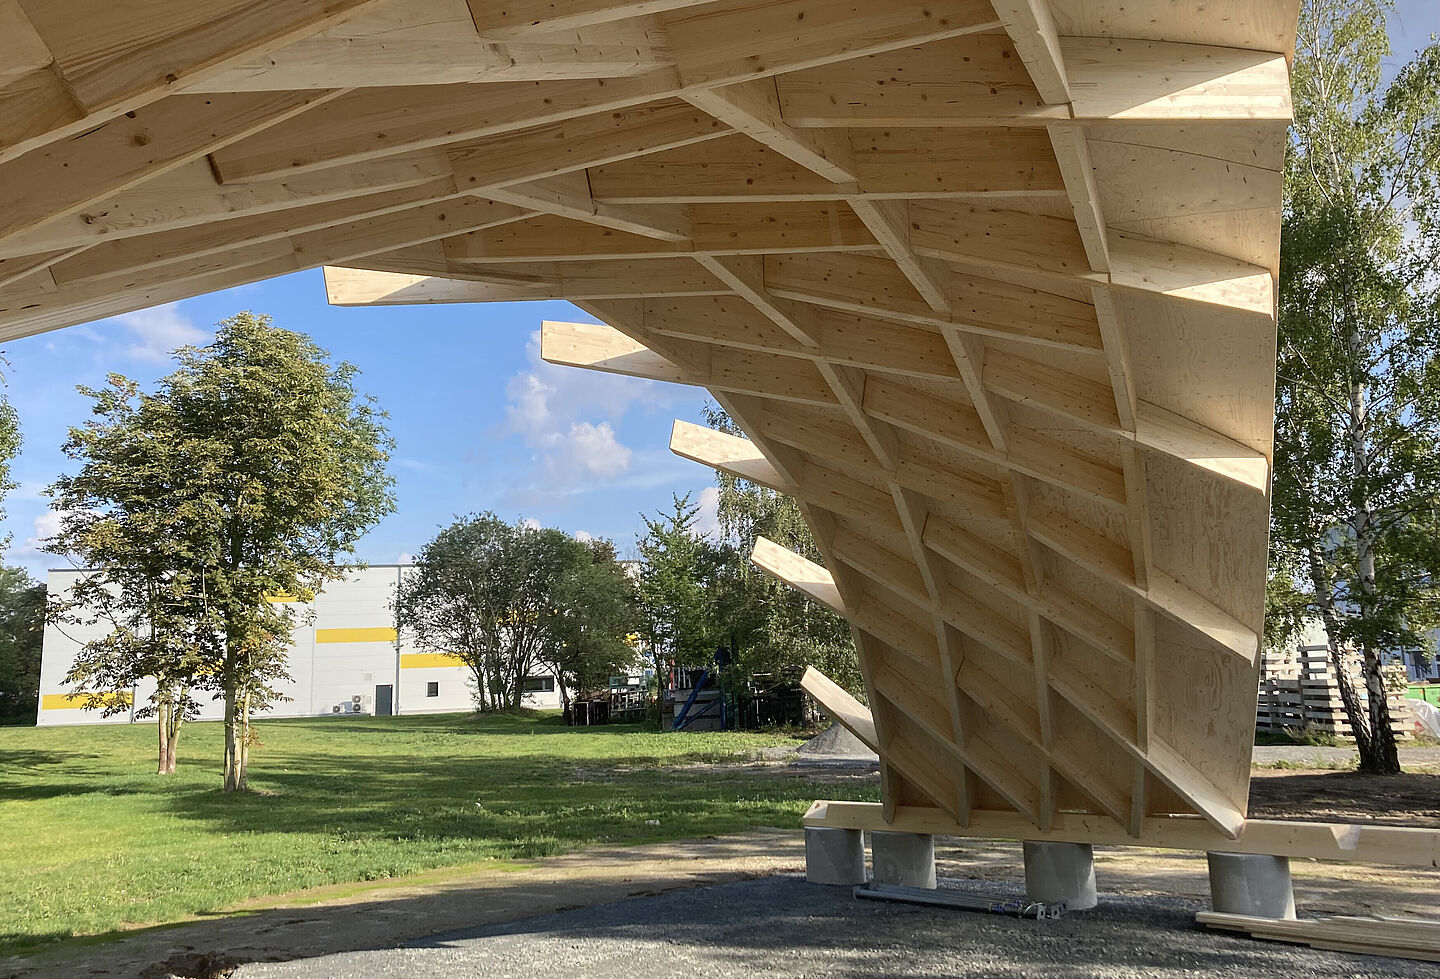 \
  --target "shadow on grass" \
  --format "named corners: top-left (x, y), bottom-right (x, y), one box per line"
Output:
top-left (155, 746), bottom-right (849, 856)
